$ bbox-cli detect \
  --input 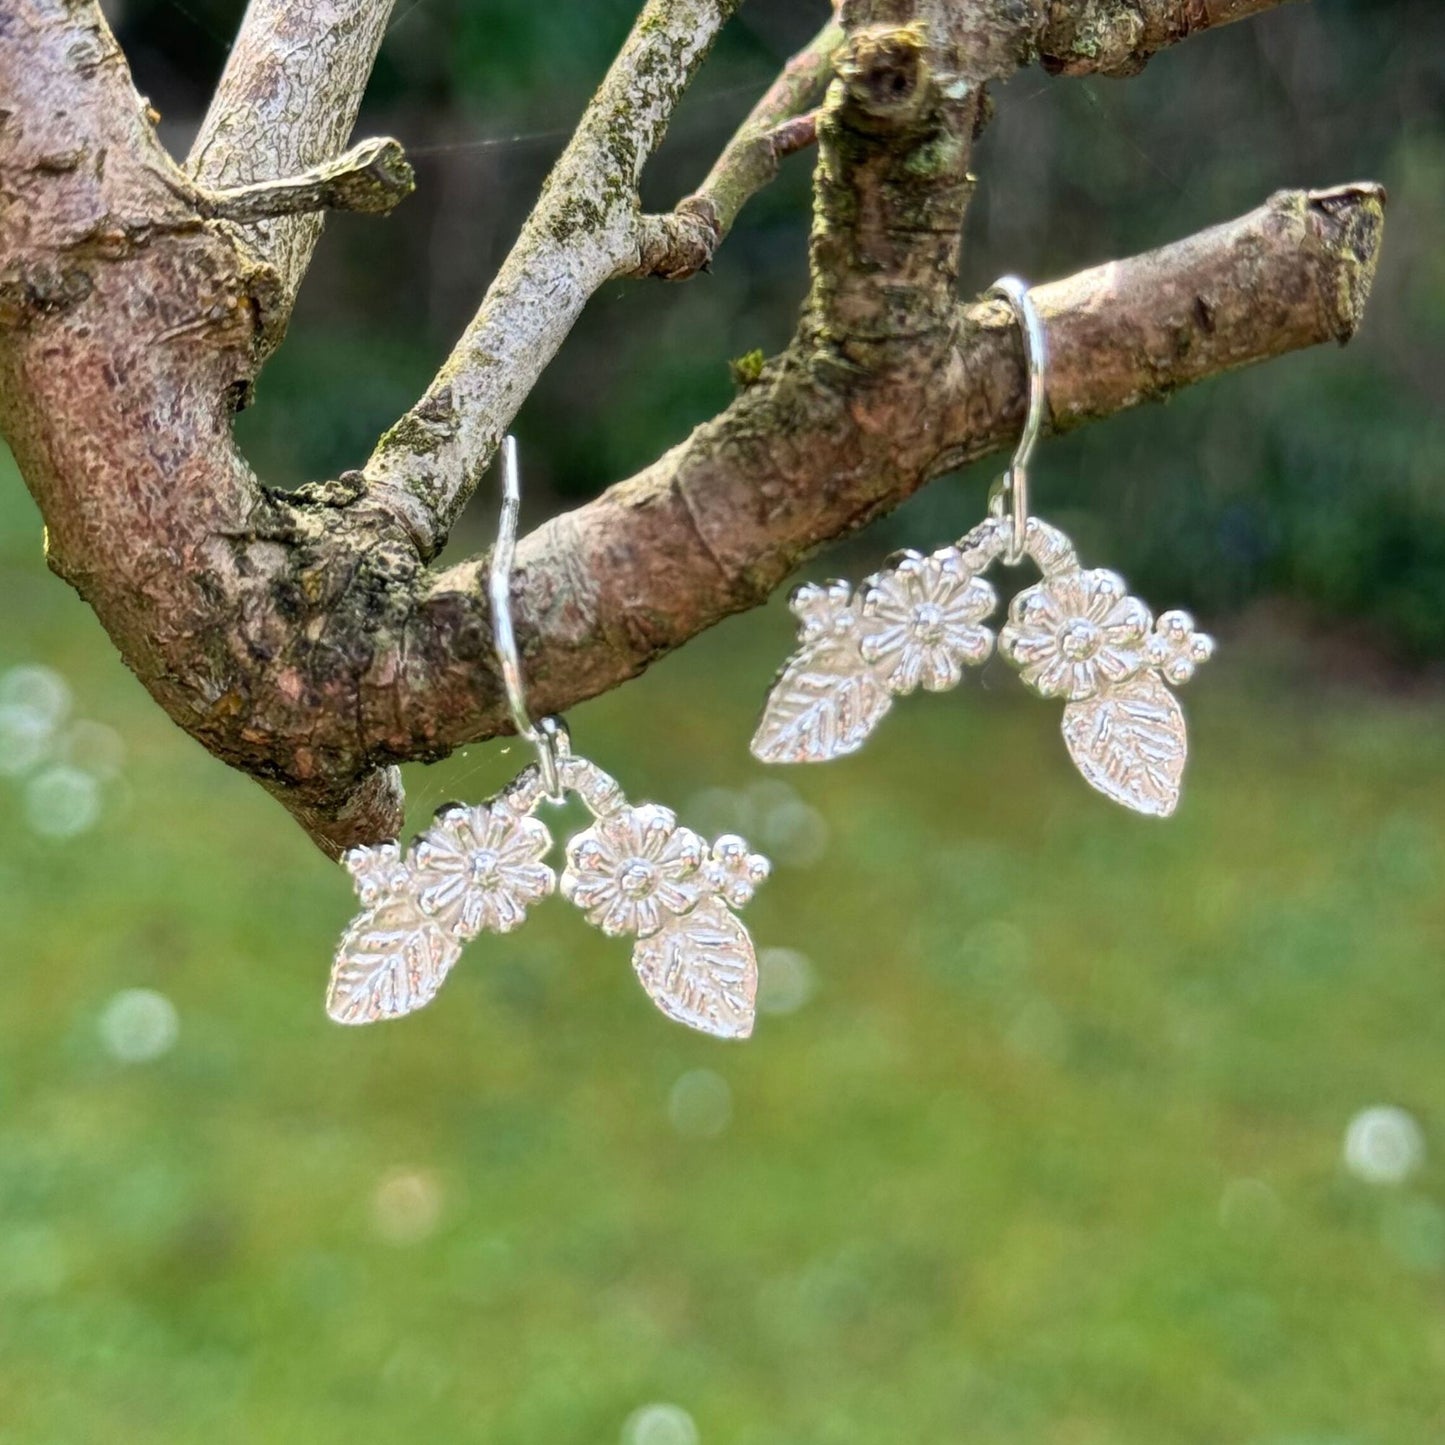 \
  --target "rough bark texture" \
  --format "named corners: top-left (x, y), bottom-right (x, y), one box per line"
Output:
top-left (1039, 0), bottom-right (1305, 75)
top-left (0, 0), bottom-right (1384, 858)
